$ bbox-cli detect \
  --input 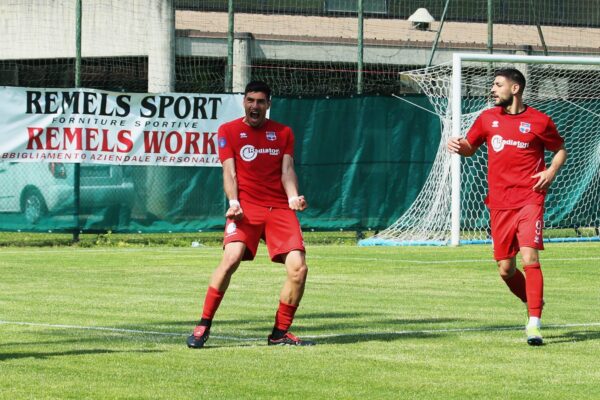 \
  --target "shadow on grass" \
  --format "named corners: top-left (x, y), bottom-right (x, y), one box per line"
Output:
top-left (162, 314), bottom-right (464, 332)
top-left (0, 337), bottom-right (102, 348)
top-left (155, 314), bottom-right (466, 346)
top-left (116, 319), bottom-right (582, 347)
top-left (0, 348), bottom-right (163, 361)
top-left (192, 331), bottom-right (439, 347)
top-left (545, 330), bottom-right (600, 344)
top-left (309, 330), bottom-right (441, 345)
